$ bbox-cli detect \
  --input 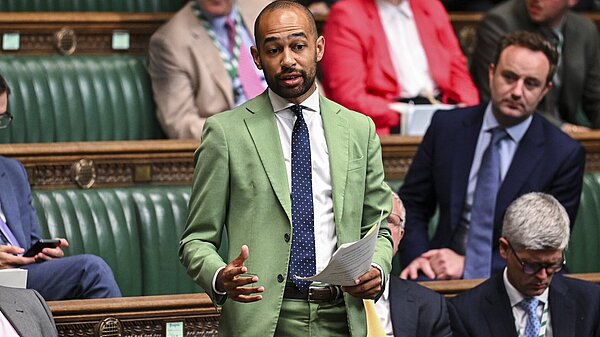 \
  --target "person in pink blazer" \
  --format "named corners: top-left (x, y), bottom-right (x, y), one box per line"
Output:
top-left (321, 0), bottom-right (479, 135)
